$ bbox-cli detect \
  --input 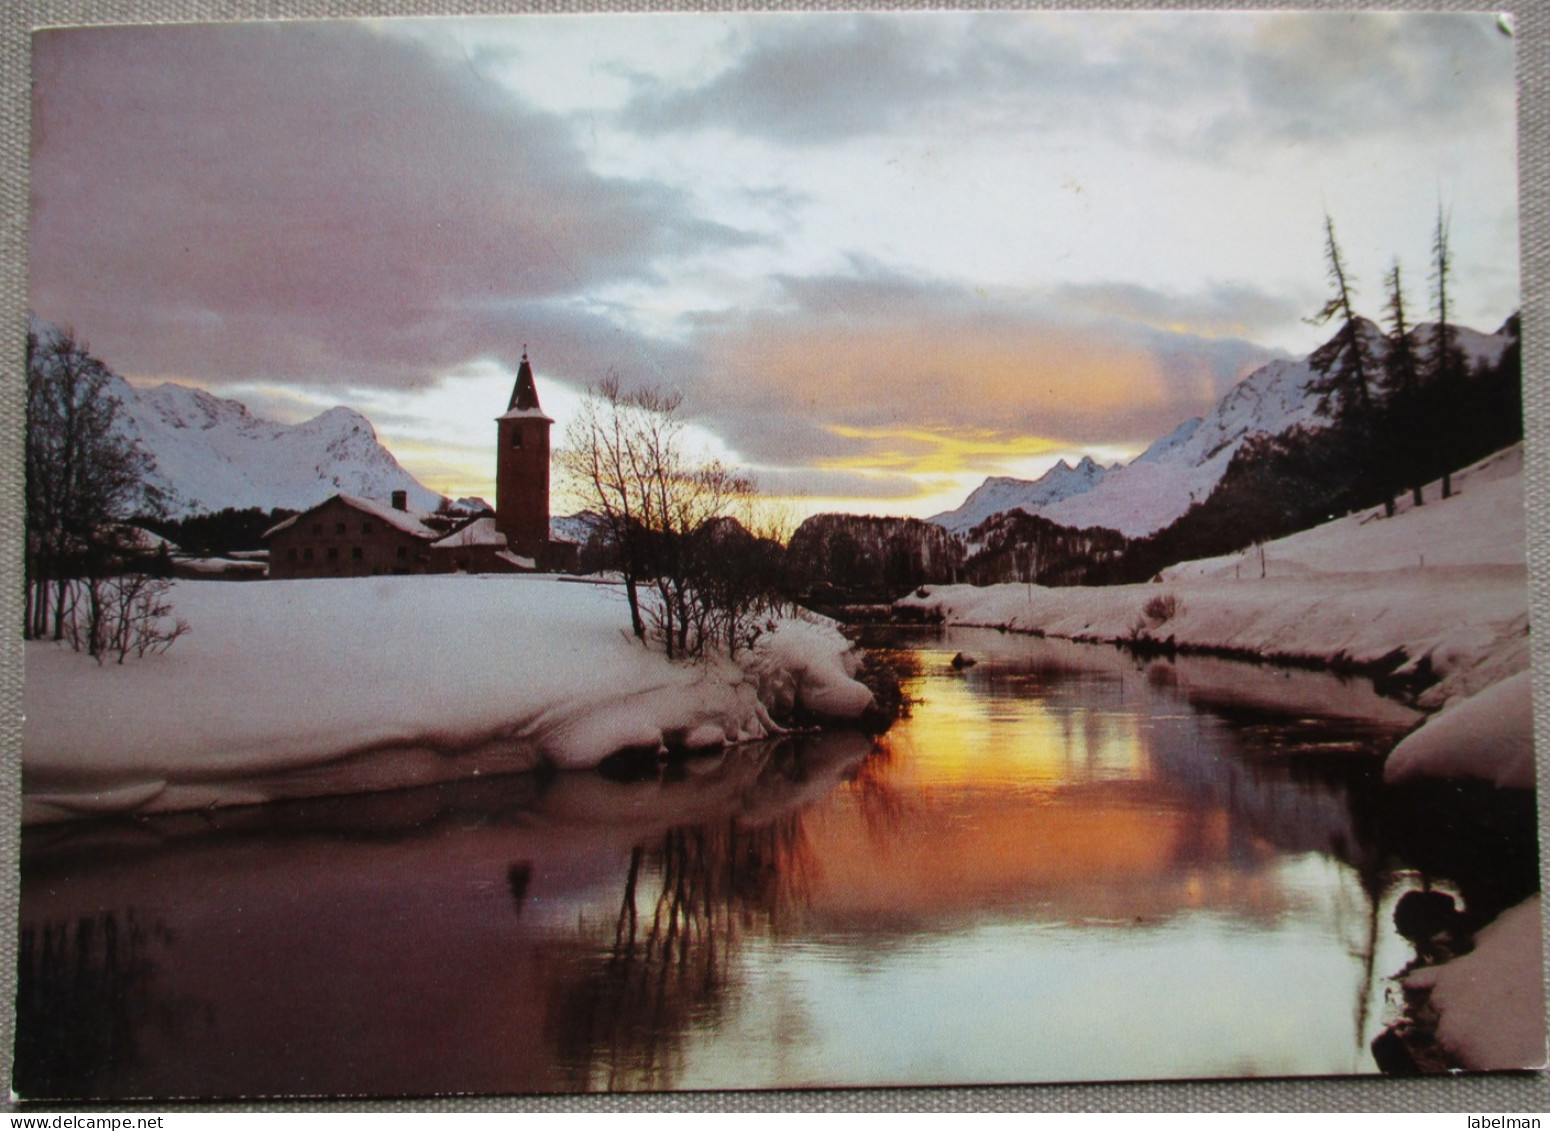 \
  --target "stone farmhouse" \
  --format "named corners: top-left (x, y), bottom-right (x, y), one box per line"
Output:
top-left (264, 352), bottom-right (577, 579)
